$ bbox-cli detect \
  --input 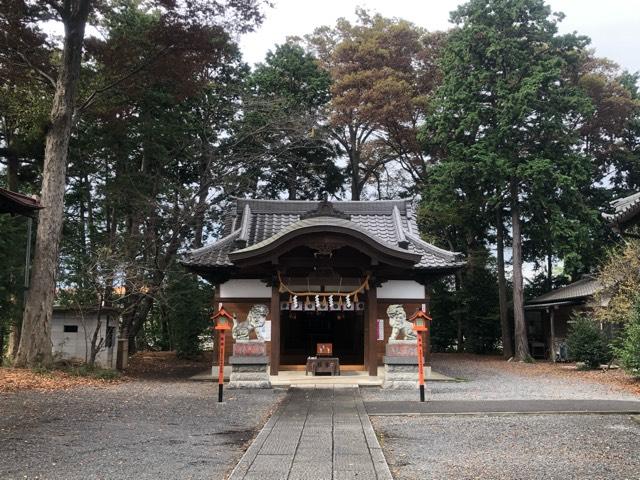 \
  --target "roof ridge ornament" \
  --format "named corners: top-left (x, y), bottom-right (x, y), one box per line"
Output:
top-left (300, 196), bottom-right (350, 220)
